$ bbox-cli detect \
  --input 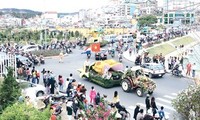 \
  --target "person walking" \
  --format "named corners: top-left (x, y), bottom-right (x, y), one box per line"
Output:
top-left (158, 106), bottom-right (165, 120)
top-left (145, 94), bottom-right (151, 113)
top-left (89, 86), bottom-right (96, 104)
top-left (133, 103), bottom-right (140, 120)
top-left (84, 58), bottom-right (90, 72)
top-left (151, 97), bottom-right (158, 117)
top-left (136, 109), bottom-right (144, 120)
